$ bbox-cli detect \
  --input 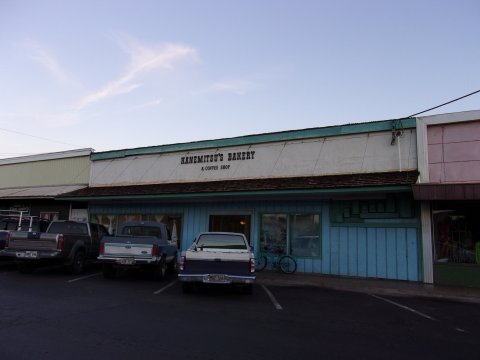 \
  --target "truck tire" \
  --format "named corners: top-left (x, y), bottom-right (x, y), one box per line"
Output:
top-left (103, 264), bottom-right (116, 279)
top-left (151, 257), bottom-right (166, 281)
top-left (69, 250), bottom-right (86, 275)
